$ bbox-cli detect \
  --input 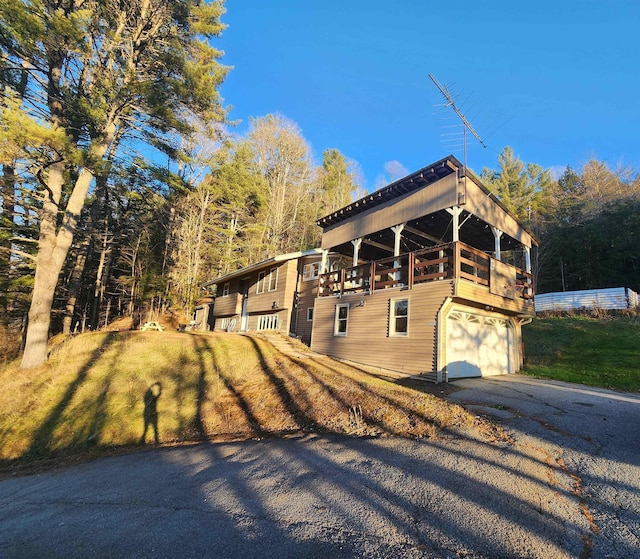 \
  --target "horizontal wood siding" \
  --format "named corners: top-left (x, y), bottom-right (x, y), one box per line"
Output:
top-left (295, 259), bottom-right (321, 343)
top-left (211, 260), bottom-right (299, 334)
top-left (322, 174), bottom-right (458, 249)
top-left (455, 279), bottom-right (534, 316)
top-left (311, 281), bottom-right (454, 376)
top-left (211, 280), bottom-right (241, 317)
